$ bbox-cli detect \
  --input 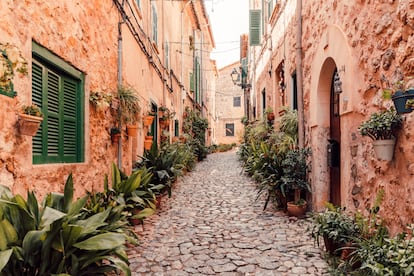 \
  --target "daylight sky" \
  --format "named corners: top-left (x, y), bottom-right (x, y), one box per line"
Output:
top-left (205, 0), bottom-right (249, 69)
